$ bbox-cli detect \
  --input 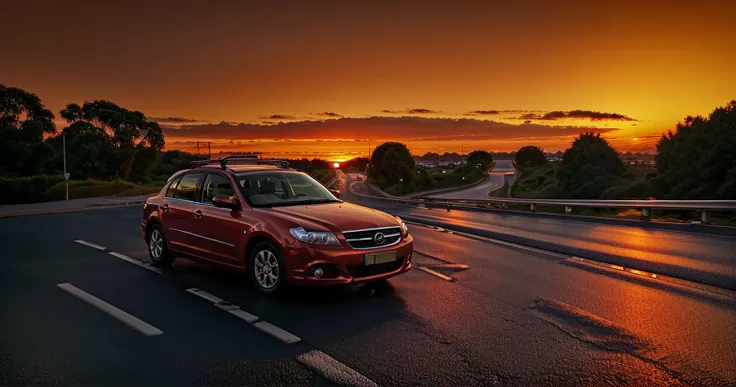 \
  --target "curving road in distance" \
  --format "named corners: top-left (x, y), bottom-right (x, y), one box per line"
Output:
top-left (432, 159), bottom-right (516, 199)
